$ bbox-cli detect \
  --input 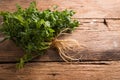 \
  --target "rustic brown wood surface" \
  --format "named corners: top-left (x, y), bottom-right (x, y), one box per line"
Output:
top-left (0, 0), bottom-right (120, 80)
top-left (0, 0), bottom-right (120, 18)
top-left (0, 61), bottom-right (120, 80)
